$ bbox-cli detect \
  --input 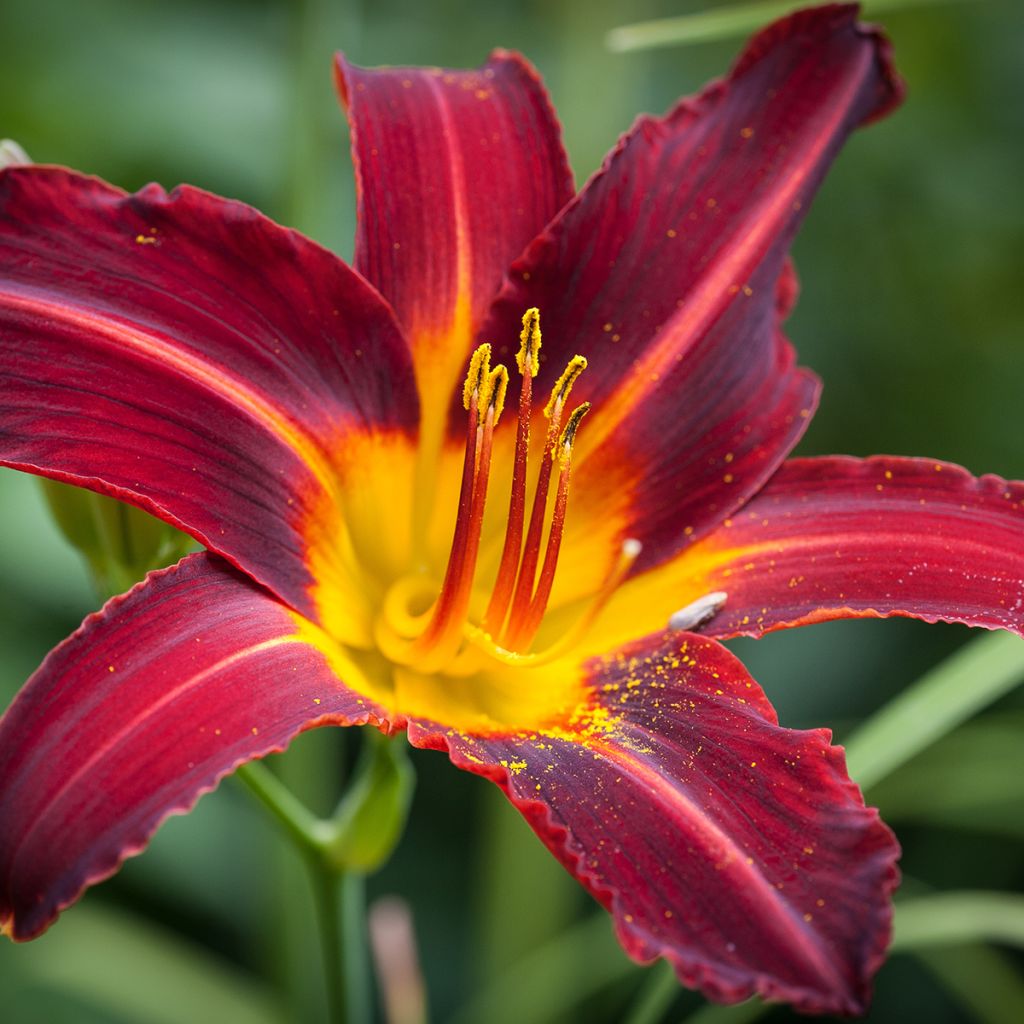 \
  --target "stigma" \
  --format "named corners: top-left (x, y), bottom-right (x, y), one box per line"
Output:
top-left (385, 309), bottom-right (640, 674)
